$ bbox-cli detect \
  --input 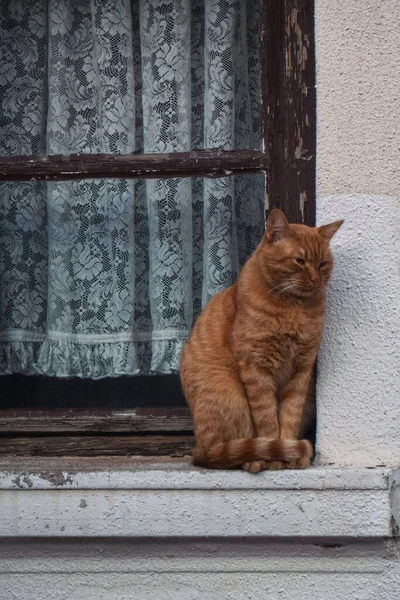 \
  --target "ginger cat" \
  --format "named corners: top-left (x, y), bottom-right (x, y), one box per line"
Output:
top-left (180, 209), bottom-right (343, 472)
